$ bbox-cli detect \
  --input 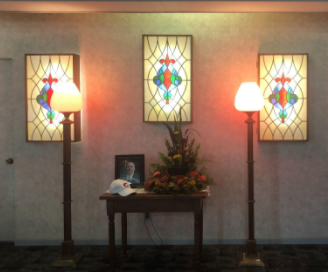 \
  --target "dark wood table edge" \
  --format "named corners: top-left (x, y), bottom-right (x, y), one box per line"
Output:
top-left (99, 191), bottom-right (207, 200)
